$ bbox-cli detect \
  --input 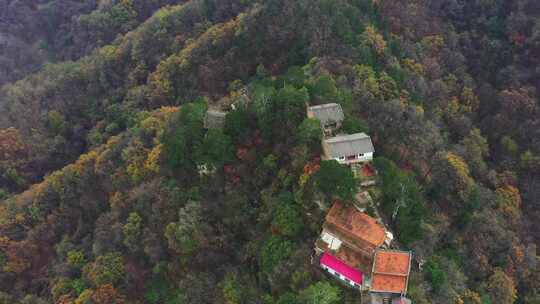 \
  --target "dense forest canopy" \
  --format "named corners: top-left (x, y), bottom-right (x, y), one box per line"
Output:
top-left (0, 0), bottom-right (539, 303)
